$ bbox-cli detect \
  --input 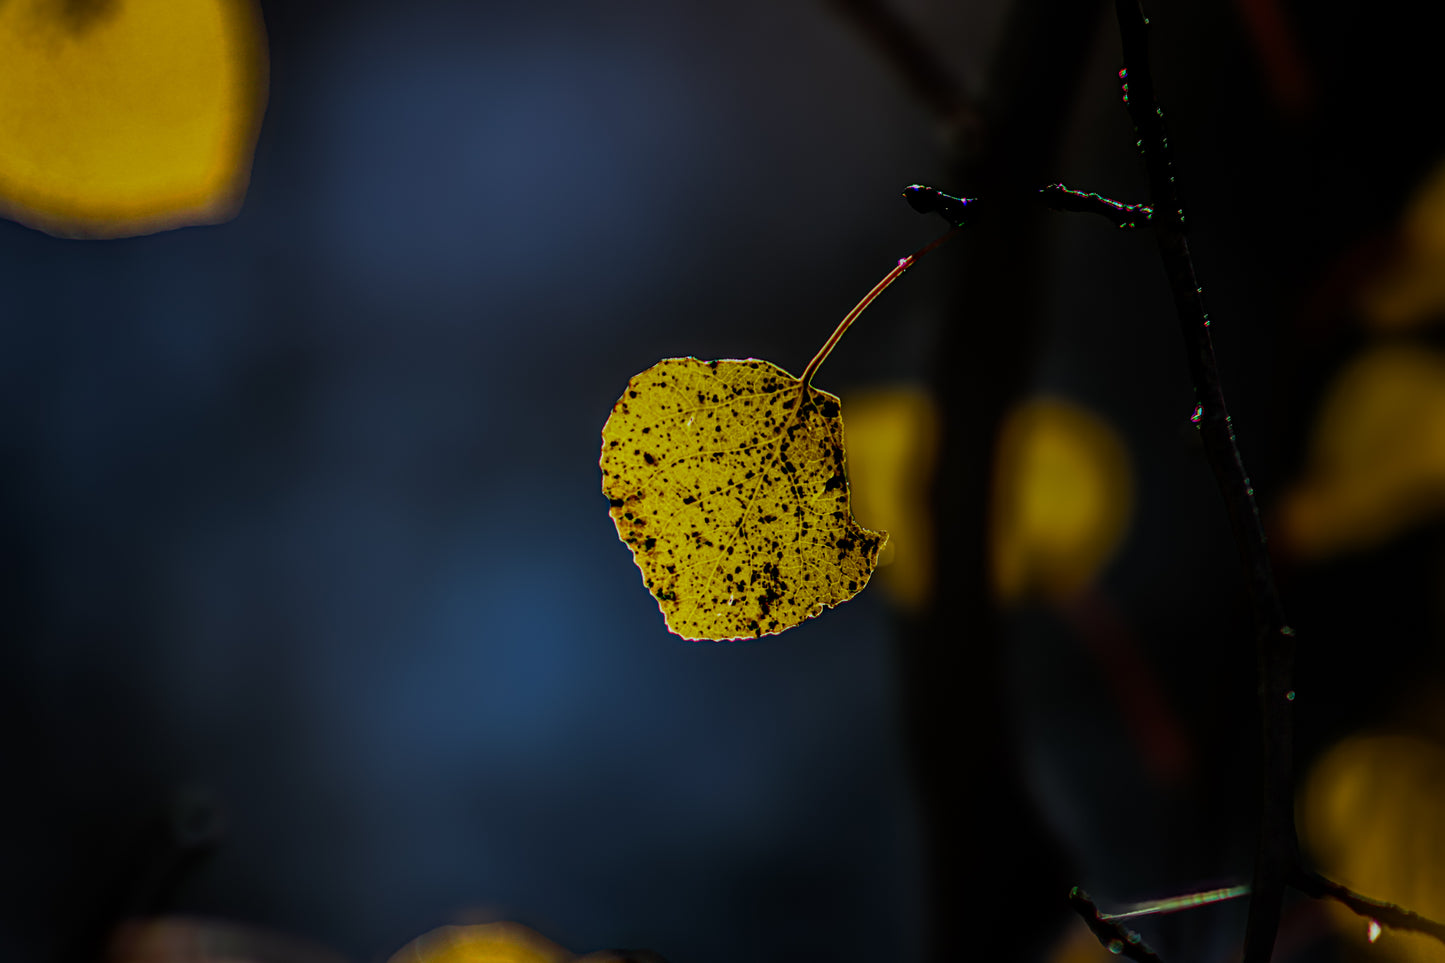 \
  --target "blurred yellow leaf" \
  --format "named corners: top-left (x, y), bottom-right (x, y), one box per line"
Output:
top-left (839, 386), bottom-right (938, 612)
top-left (1360, 159), bottom-right (1445, 330)
top-left (600, 357), bottom-right (885, 641)
top-left (107, 916), bottom-right (349, 963)
top-left (389, 923), bottom-right (574, 963)
top-left (1300, 733), bottom-right (1445, 963)
top-left (0, 0), bottom-right (267, 238)
top-left (990, 398), bottom-right (1132, 603)
top-left (1280, 345), bottom-right (1445, 559)
top-left (1047, 918), bottom-right (1130, 963)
